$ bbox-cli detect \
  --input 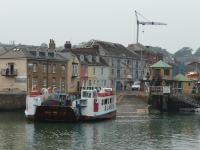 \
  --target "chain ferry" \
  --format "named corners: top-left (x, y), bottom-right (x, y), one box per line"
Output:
top-left (25, 87), bottom-right (117, 122)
